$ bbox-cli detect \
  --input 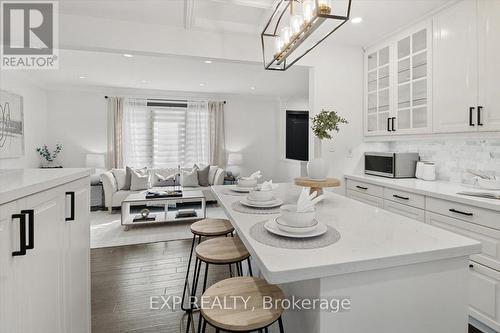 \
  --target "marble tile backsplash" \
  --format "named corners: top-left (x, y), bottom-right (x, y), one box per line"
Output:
top-left (387, 139), bottom-right (500, 185)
